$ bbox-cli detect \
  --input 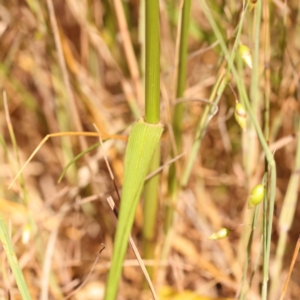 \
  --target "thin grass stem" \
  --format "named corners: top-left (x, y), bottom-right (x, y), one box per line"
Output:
top-left (145, 0), bottom-right (160, 124)
top-left (142, 0), bottom-right (162, 279)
